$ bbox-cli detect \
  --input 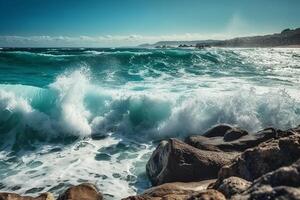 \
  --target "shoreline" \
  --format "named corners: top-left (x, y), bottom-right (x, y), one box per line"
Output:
top-left (1, 45), bottom-right (300, 49)
top-left (1, 124), bottom-right (300, 199)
